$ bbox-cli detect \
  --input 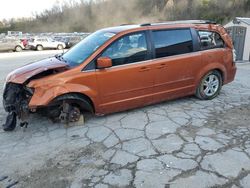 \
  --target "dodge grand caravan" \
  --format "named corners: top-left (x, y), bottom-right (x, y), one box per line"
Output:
top-left (2, 20), bottom-right (237, 131)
